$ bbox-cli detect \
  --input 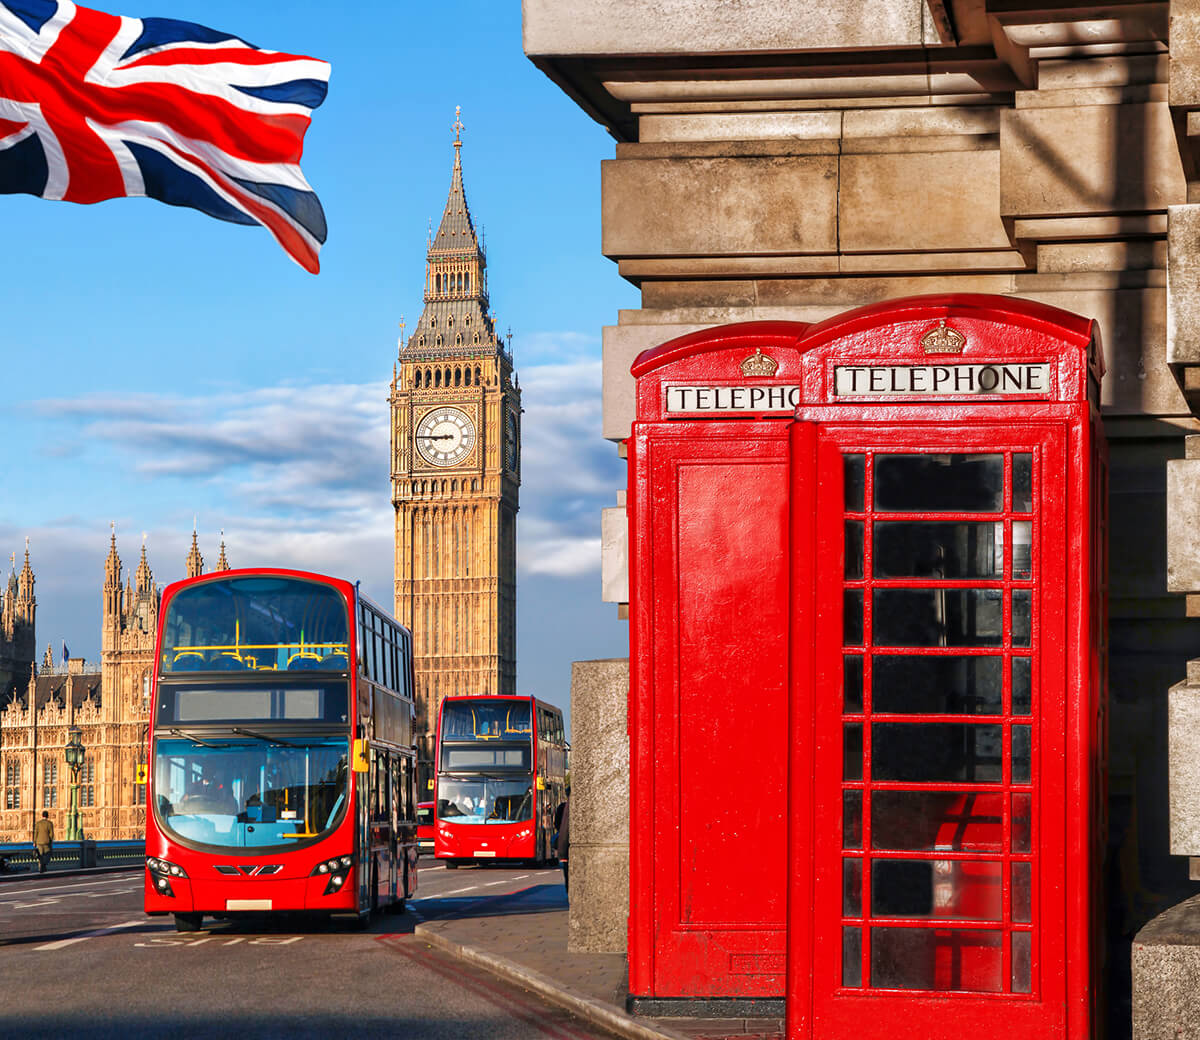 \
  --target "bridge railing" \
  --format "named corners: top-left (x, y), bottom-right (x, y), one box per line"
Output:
top-left (0, 840), bottom-right (145, 874)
